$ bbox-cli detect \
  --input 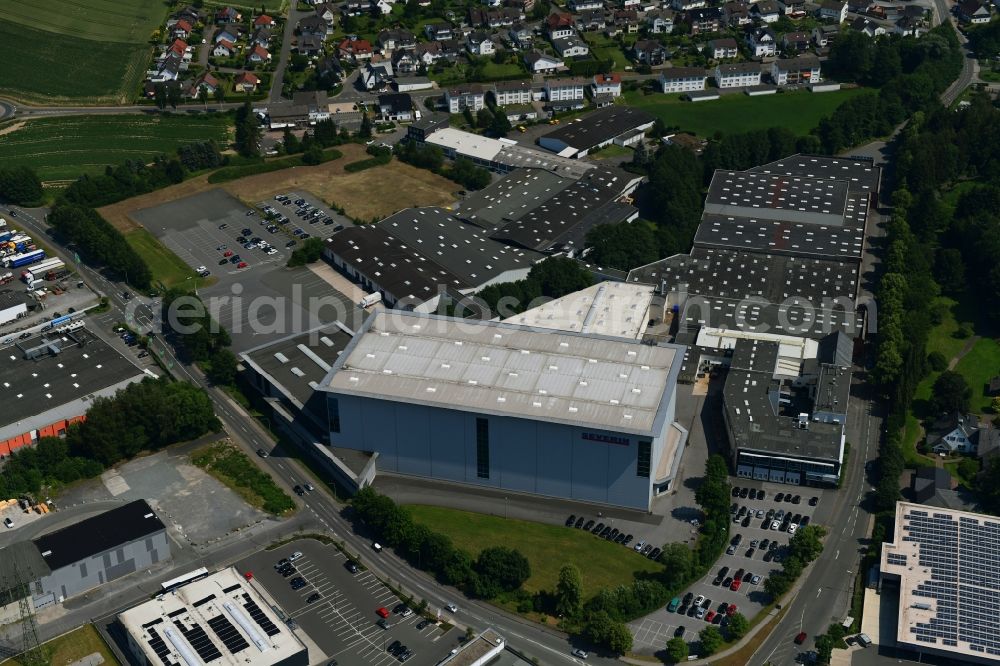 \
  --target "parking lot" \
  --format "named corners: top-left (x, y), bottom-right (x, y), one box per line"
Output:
top-left (630, 482), bottom-right (826, 654)
top-left (257, 191), bottom-right (354, 242)
top-left (239, 539), bottom-right (457, 666)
